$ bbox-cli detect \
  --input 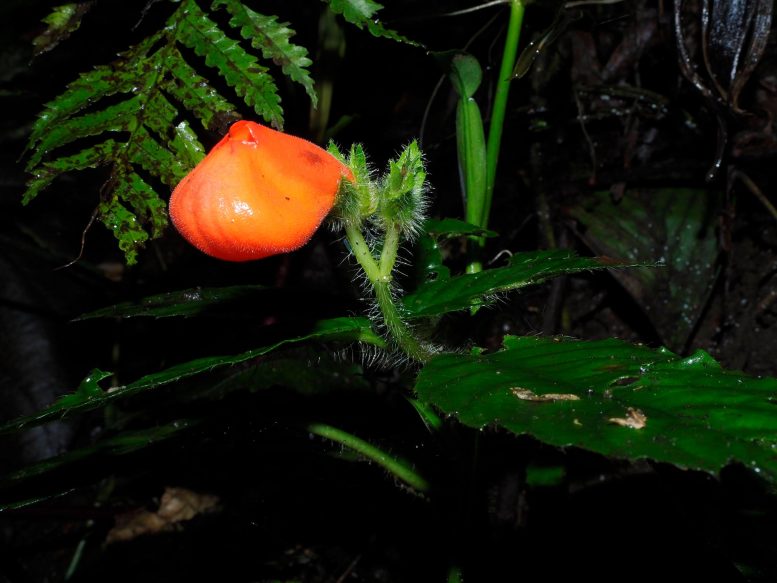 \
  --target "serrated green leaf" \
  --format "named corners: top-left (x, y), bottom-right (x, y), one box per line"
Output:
top-left (97, 196), bottom-right (149, 266)
top-left (327, 0), bottom-right (420, 46)
top-left (169, 121), bottom-right (206, 169)
top-left (162, 48), bottom-right (238, 131)
top-left (75, 285), bottom-right (270, 320)
top-left (26, 95), bottom-right (142, 170)
top-left (141, 90), bottom-right (180, 139)
top-left (404, 250), bottom-right (639, 318)
top-left (24, 140), bottom-right (118, 204)
top-left (213, 0), bottom-right (317, 106)
top-left (416, 335), bottom-right (777, 484)
top-left (0, 317), bottom-right (382, 434)
top-left (175, 0), bottom-right (283, 129)
top-left (330, 0), bottom-right (383, 20)
top-left (27, 32), bottom-right (162, 150)
top-left (125, 125), bottom-right (188, 186)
